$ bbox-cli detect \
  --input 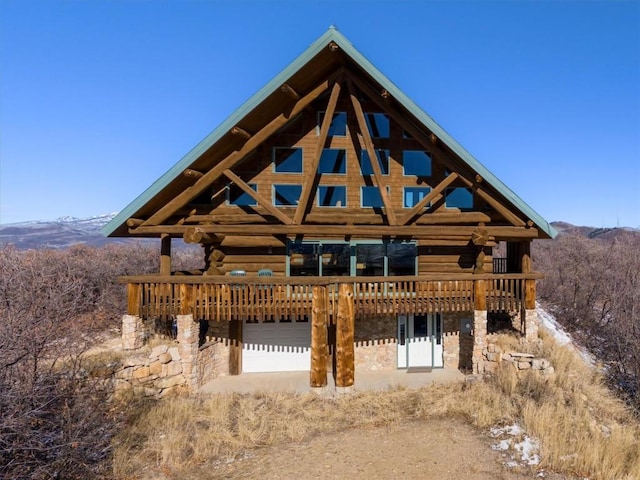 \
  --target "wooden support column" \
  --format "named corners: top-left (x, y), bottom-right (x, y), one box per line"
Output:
top-left (160, 234), bottom-right (171, 275)
top-left (520, 241), bottom-right (532, 274)
top-left (127, 283), bottom-right (141, 316)
top-left (229, 319), bottom-right (243, 375)
top-left (472, 279), bottom-right (487, 374)
top-left (310, 286), bottom-right (329, 388)
top-left (177, 284), bottom-right (198, 390)
top-left (335, 283), bottom-right (355, 390)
